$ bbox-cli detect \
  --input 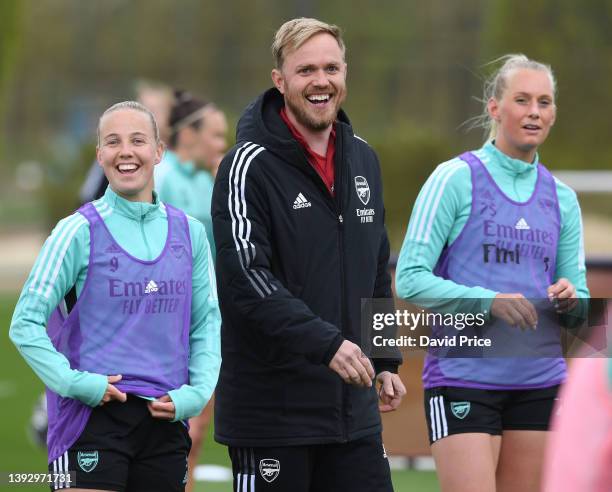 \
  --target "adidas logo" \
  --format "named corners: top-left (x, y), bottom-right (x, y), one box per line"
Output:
top-left (105, 243), bottom-right (122, 253)
top-left (144, 280), bottom-right (159, 294)
top-left (293, 193), bottom-right (312, 210)
top-left (515, 218), bottom-right (530, 230)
